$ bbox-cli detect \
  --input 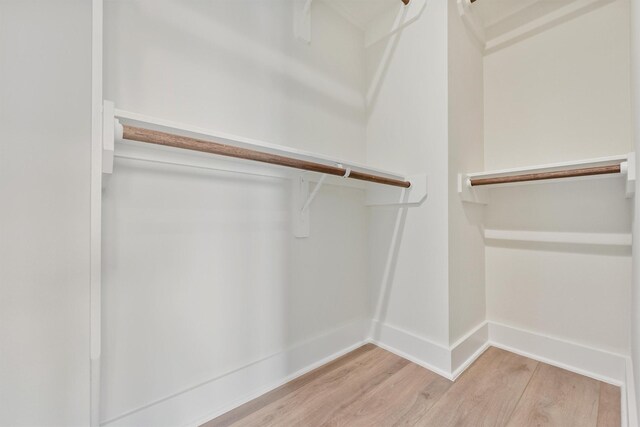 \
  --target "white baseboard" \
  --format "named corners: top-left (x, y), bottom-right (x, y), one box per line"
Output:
top-left (487, 321), bottom-right (631, 427)
top-left (371, 319), bottom-right (635, 426)
top-left (626, 357), bottom-right (639, 427)
top-left (368, 320), bottom-right (452, 378)
top-left (101, 318), bottom-right (637, 427)
top-left (450, 322), bottom-right (490, 379)
top-left (488, 321), bottom-right (627, 385)
top-left (368, 320), bottom-right (489, 381)
top-left (101, 319), bottom-right (369, 427)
